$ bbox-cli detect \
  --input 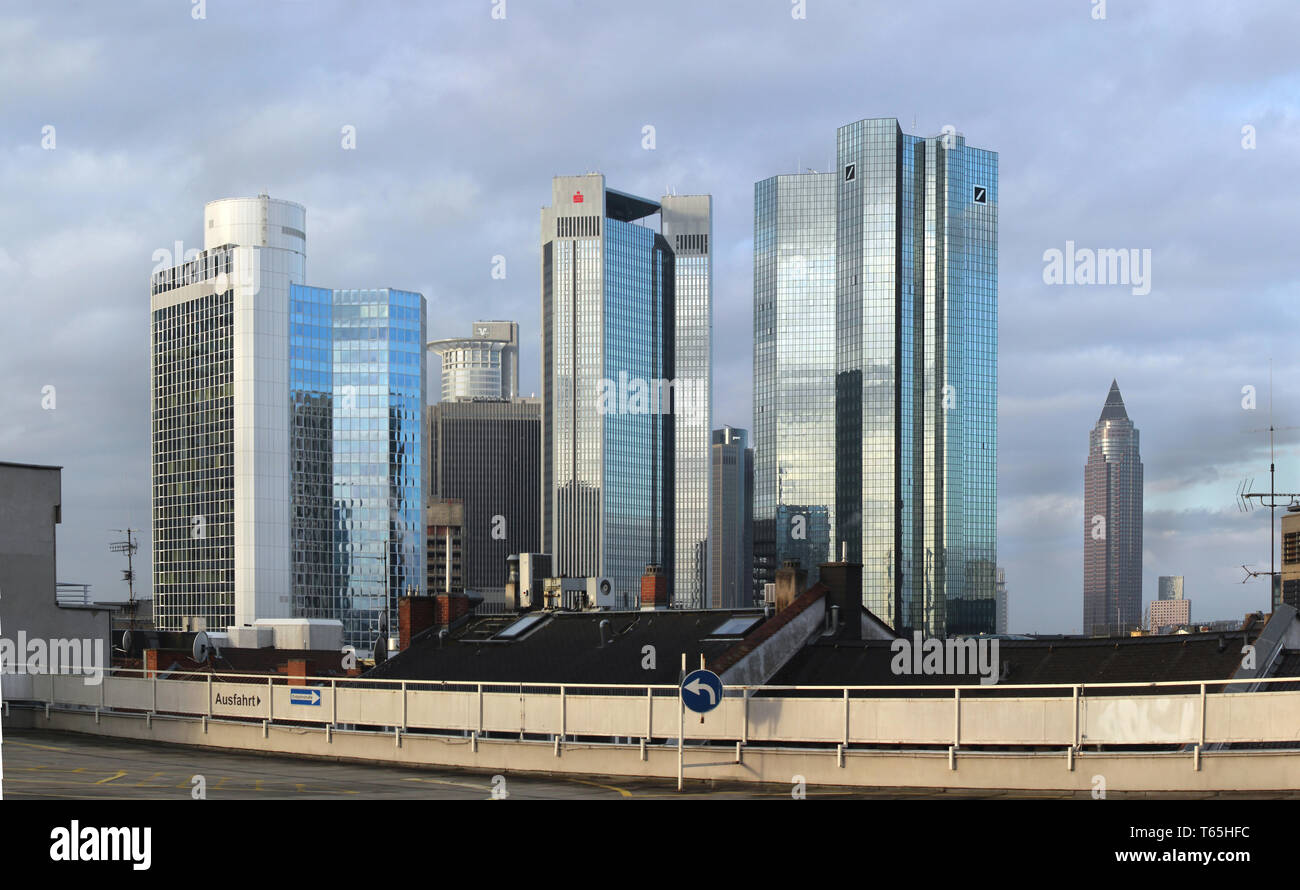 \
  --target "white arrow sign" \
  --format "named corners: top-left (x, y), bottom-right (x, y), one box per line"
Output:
top-left (684, 678), bottom-right (716, 705)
